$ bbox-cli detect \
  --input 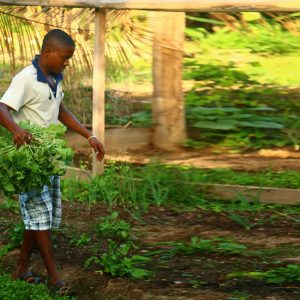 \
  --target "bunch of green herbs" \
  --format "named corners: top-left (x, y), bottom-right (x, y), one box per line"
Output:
top-left (0, 121), bottom-right (73, 195)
